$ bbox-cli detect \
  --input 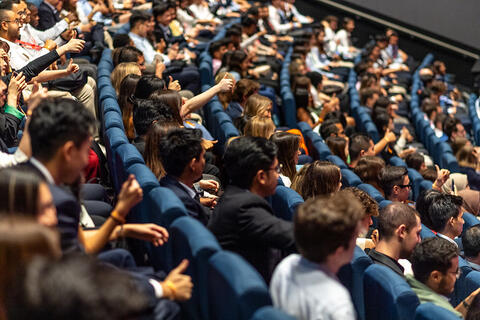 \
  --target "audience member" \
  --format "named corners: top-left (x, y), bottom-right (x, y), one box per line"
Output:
top-left (348, 133), bottom-right (375, 168)
top-left (292, 161), bottom-right (341, 200)
top-left (208, 136), bottom-right (296, 282)
top-left (270, 191), bottom-right (363, 320)
top-left (457, 145), bottom-right (480, 191)
top-left (354, 156), bottom-right (385, 195)
top-left (368, 203), bottom-right (421, 276)
top-left (407, 237), bottom-right (479, 318)
top-left (270, 131), bottom-right (300, 187)
top-left (379, 166), bottom-right (411, 203)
